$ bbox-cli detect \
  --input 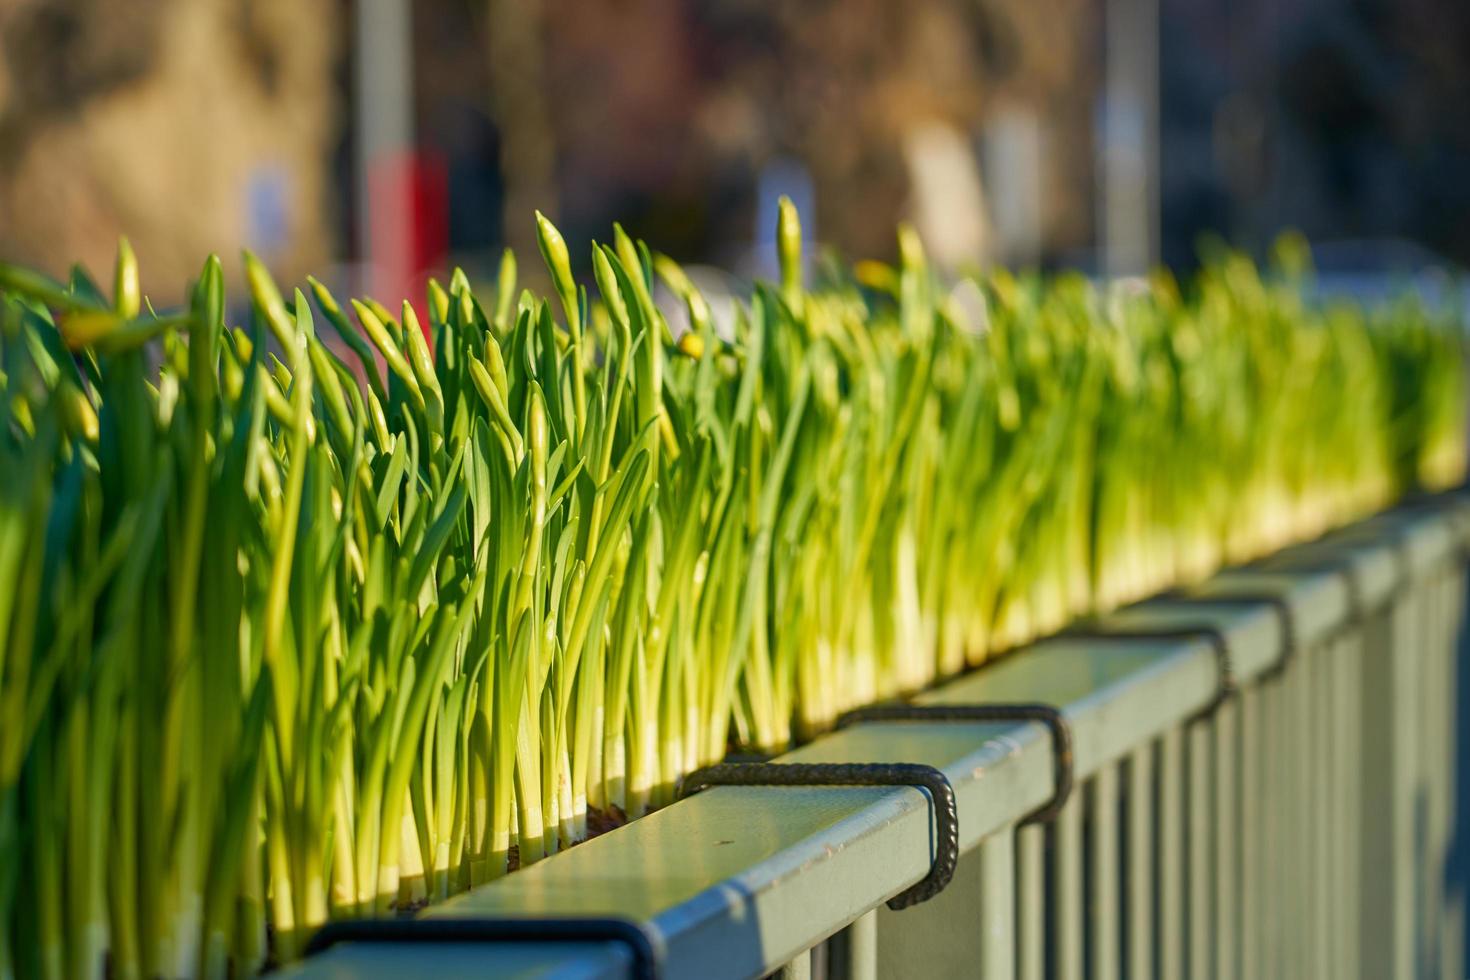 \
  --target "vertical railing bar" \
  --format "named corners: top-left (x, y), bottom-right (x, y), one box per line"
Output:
top-left (1276, 652), bottom-right (1294, 980)
top-left (1444, 565), bottom-right (1467, 980)
top-left (1125, 744), bottom-right (1154, 980)
top-left (838, 911), bottom-right (877, 980)
top-left (1088, 767), bottom-right (1120, 980)
top-left (1212, 699), bottom-right (1238, 980)
top-left (1237, 685), bottom-right (1260, 979)
top-left (1276, 659), bottom-right (1297, 980)
top-left (1423, 575), bottom-right (1438, 977)
top-left (1327, 634), bottom-right (1348, 980)
top-left (1440, 564), bottom-right (1464, 980)
top-left (1426, 569), bottom-right (1451, 979)
top-left (978, 831), bottom-right (1016, 980)
top-left (1398, 573), bottom-right (1419, 980)
top-left (1441, 566), bottom-right (1459, 978)
top-left (1343, 629), bottom-right (1363, 980)
top-left (1361, 585), bottom-right (1406, 979)
top-left (1259, 675), bottom-right (1282, 980)
top-left (1405, 584), bottom-right (1425, 980)
top-left (1278, 665), bottom-right (1297, 980)
top-left (1417, 580), bottom-right (1434, 979)
top-left (1157, 727), bottom-right (1185, 980)
top-left (1344, 629), bottom-right (1360, 980)
top-left (1277, 649), bottom-right (1296, 980)
top-left (1290, 644), bottom-right (1312, 980)
top-left (777, 948), bottom-right (812, 980)
top-left (1054, 785), bottom-right (1085, 980)
top-left (1186, 718), bottom-right (1213, 980)
top-left (1314, 640), bottom-right (1326, 980)
top-left (1317, 637), bottom-right (1340, 980)
top-left (1277, 659), bottom-right (1295, 980)
top-left (1439, 568), bottom-right (1454, 978)
top-left (1017, 823), bottom-right (1045, 980)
